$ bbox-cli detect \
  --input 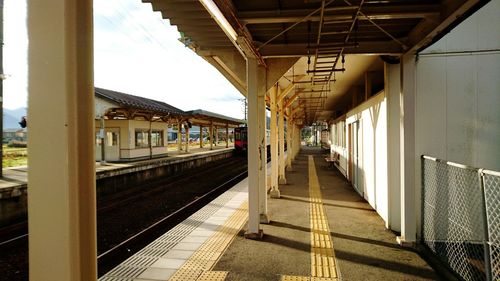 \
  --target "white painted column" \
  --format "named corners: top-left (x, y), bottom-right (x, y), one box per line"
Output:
top-left (245, 57), bottom-right (262, 238)
top-left (209, 122), bottom-right (214, 150)
top-left (28, 0), bottom-right (97, 279)
top-left (385, 62), bottom-right (402, 232)
top-left (177, 122), bottom-right (183, 152)
top-left (286, 114), bottom-right (292, 171)
top-left (270, 86), bottom-right (280, 198)
top-left (185, 125), bottom-right (190, 152)
top-left (200, 125), bottom-right (203, 148)
top-left (278, 99), bottom-right (286, 184)
top-left (294, 124), bottom-right (300, 158)
top-left (225, 124), bottom-right (229, 148)
top-left (397, 53), bottom-right (417, 246)
top-left (258, 77), bottom-right (268, 223)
